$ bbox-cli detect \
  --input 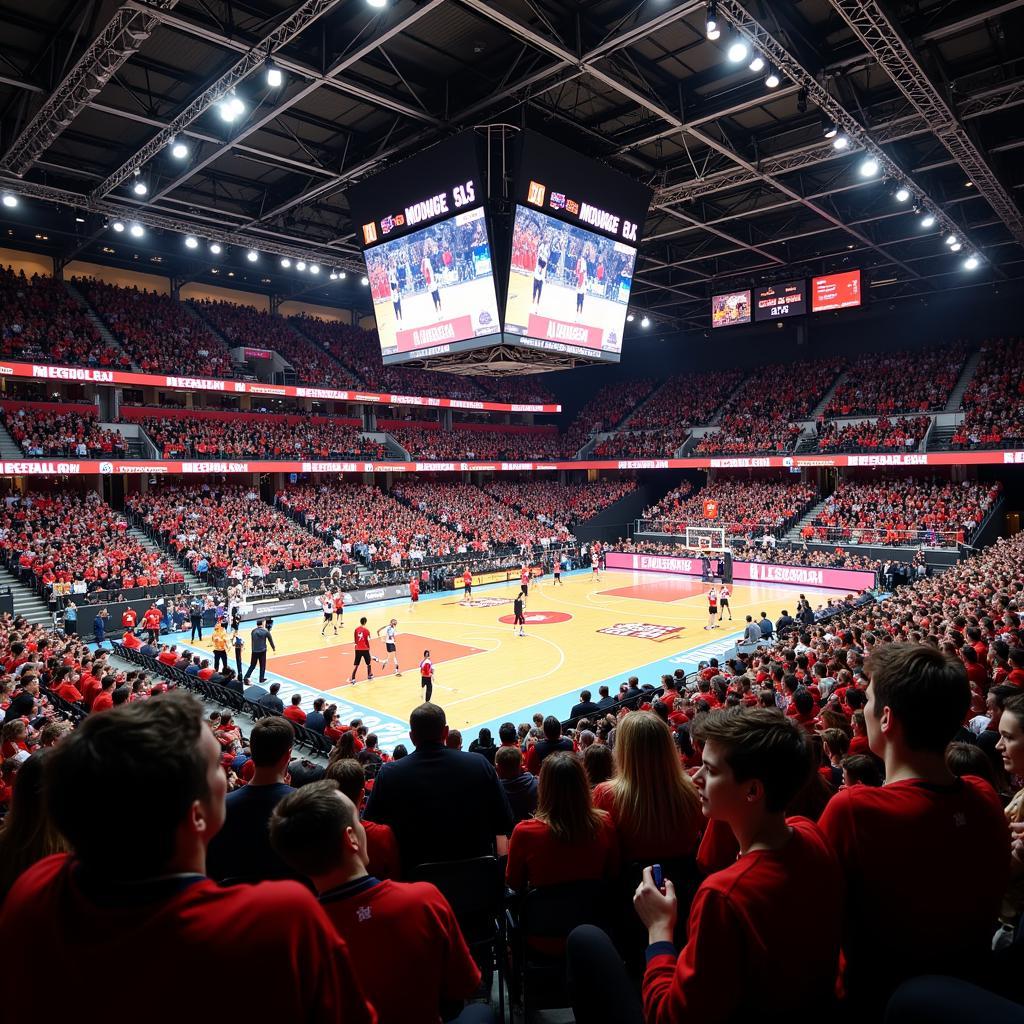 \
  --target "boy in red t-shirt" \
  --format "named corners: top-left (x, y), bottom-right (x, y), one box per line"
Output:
top-left (568, 707), bottom-right (842, 1024)
top-left (348, 617), bottom-right (374, 686)
top-left (270, 781), bottom-right (479, 1024)
top-left (818, 643), bottom-right (1009, 1015)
